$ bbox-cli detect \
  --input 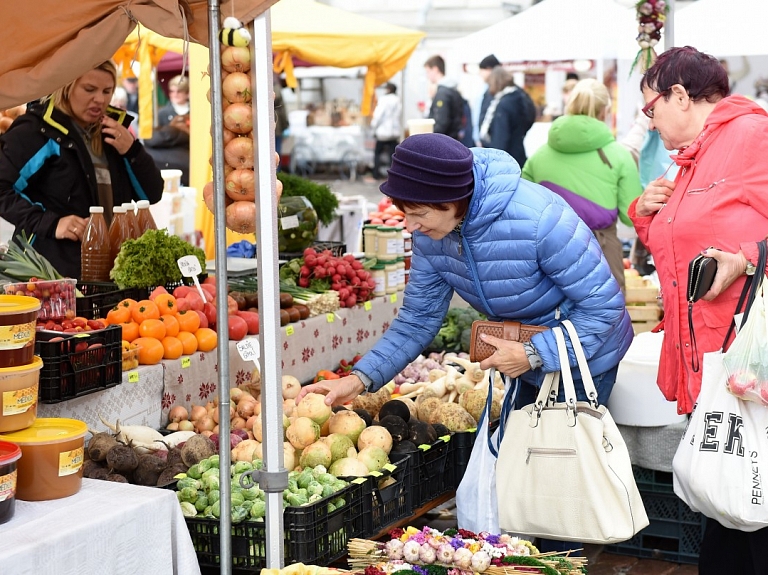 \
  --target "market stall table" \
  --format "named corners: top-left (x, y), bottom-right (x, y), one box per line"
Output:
top-left (0, 478), bottom-right (201, 575)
